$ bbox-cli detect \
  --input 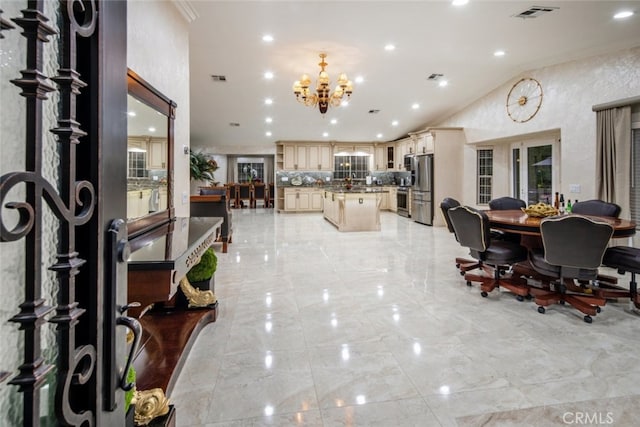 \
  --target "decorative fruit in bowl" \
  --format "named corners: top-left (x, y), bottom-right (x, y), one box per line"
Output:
top-left (521, 203), bottom-right (559, 218)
